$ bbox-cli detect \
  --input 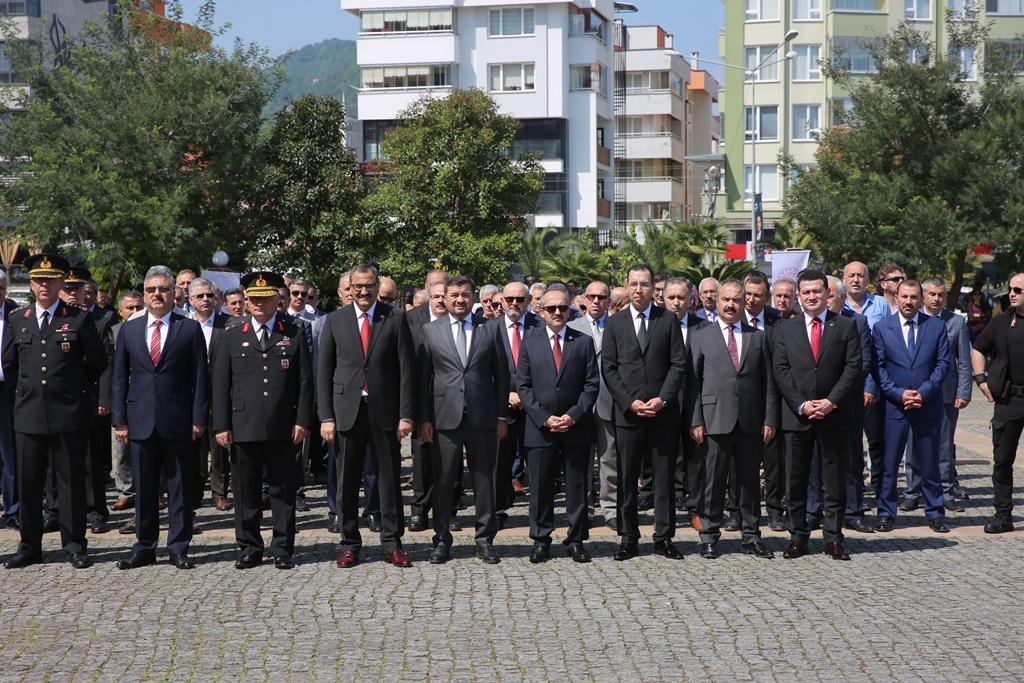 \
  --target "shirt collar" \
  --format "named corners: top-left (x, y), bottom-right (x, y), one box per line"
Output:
top-left (250, 314), bottom-right (274, 331)
top-left (746, 309), bottom-right (763, 324)
top-left (803, 311), bottom-right (823, 327)
top-left (505, 314), bottom-right (523, 328)
top-left (148, 311), bottom-right (173, 327)
top-left (449, 313), bottom-right (470, 327)
top-left (36, 301), bottom-right (59, 319)
top-left (900, 311), bottom-right (917, 324)
top-left (357, 301), bottom-right (377, 320)
top-left (717, 318), bottom-right (739, 332)
top-left (631, 302), bottom-right (654, 319)
top-left (547, 325), bottom-right (564, 341)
